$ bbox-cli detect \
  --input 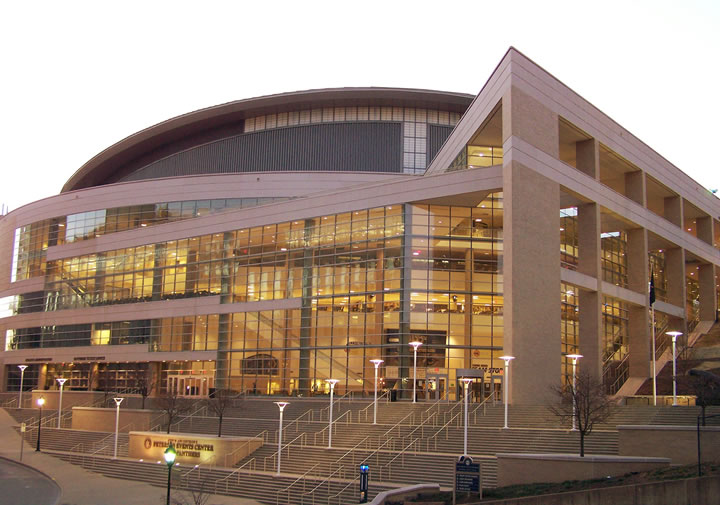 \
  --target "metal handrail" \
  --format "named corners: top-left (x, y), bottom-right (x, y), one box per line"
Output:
top-left (311, 409), bottom-right (352, 446)
top-left (213, 457), bottom-right (257, 495)
top-left (281, 408), bottom-right (314, 436)
top-left (377, 438), bottom-right (418, 481)
top-left (263, 431), bottom-right (307, 472)
top-left (275, 461), bottom-right (324, 504)
top-left (425, 410), bottom-right (462, 451)
top-left (470, 390), bottom-right (499, 423)
top-left (357, 390), bottom-right (389, 423)
top-left (296, 464), bottom-right (347, 505)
